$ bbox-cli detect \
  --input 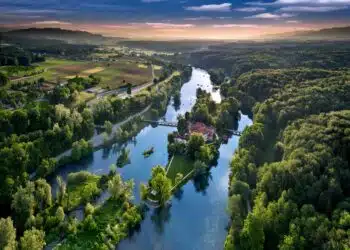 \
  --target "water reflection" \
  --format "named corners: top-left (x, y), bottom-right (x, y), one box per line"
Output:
top-left (49, 68), bottom-right (252, 250)
top-left (192, 171), bottom-right (212, 195)
top-left (151, 204), bottom-right (172, 235)
top-left (173, 188), bottom-right (184, 201)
